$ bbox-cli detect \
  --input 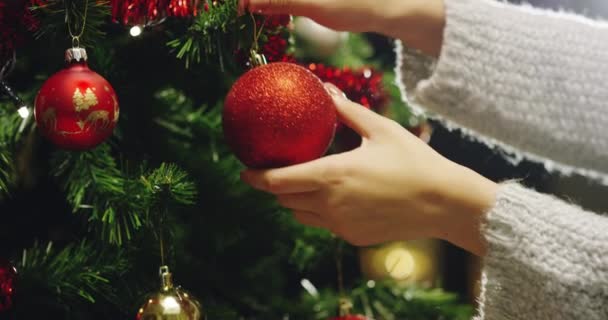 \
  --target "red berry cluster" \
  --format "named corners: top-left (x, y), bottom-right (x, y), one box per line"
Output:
top-left (0, 0), bottom-right (43, 61)
top-left (307, 63), bottom-right (389, 112)
top-left (262, 34), bottom-right (295, 63)
top-left (257, 14), bottom-right (291, 30)
top-left (259, 15), bottom-right (295, 63)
